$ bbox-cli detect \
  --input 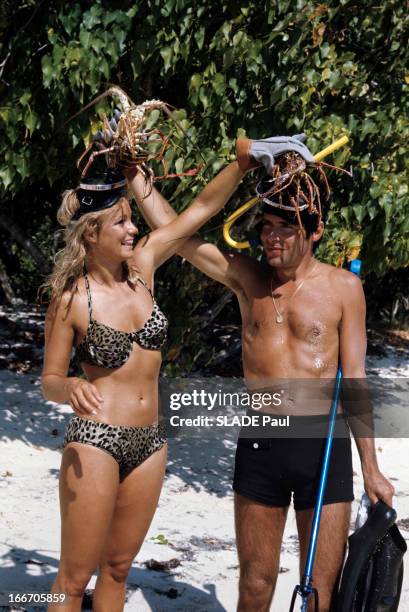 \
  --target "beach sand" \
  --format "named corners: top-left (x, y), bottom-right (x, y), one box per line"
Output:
top-left (1, 348), bottom-right (408, 611)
